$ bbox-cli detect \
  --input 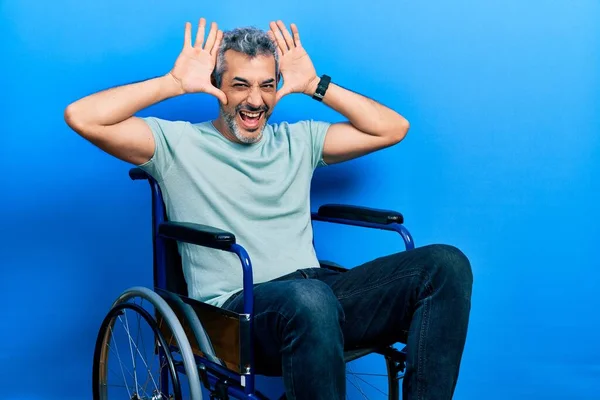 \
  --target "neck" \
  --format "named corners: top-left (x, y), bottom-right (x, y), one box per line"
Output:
top-left (212, 116), bottom-right (243, 144)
